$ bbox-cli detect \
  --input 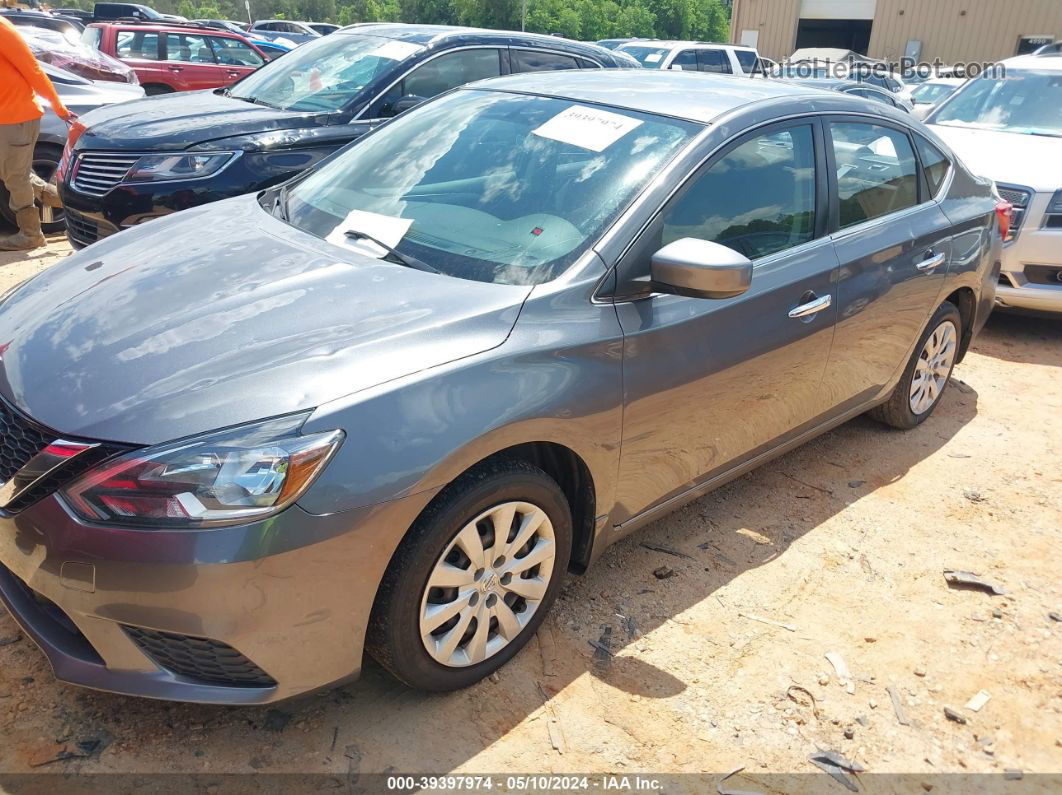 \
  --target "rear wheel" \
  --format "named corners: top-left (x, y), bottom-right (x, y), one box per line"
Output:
top-left (869, 301), bottom-right (961, 429)
top-left (368, 460), bottom-right (572, 691)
